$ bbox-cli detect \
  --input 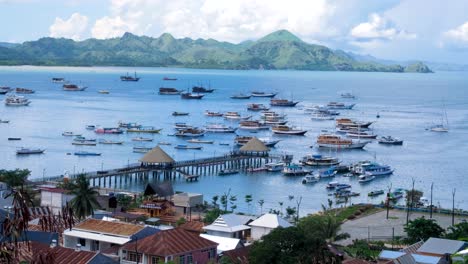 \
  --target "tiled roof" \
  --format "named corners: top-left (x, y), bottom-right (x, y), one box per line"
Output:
top-left (73, 218), bottom-right (144, 237)
top-left (122, 228), bottom-right (218, 256)
top-left (32, 244), bottom-right (97, 264)
top-left (179, 221), bottom-right (205, 233)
